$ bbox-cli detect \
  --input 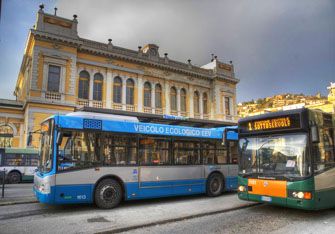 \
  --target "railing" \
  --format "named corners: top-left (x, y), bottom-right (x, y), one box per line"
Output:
top-left (77, 99), bottom-right (89, 107)
top-left (45, 92), bottom-right (61, 101)
top-left (126, 104), bottom-right (135, 112)
top-left (194, 113), bottom-right (201, 119)
top-left (93, 101), bottom-right (103, 108)
top-left (180, 111), bottom-right (188, 117)
top-left (155, 108), bottom-right (163, 115)
top-left (170, 110), bottom-right (178, 116)
top-left (226, 115), bottom-right (233, 121)
top-left (203, 114), bottom-right (209, 119)
top-left (112, 103), bottom-right (123, 110)
top-left (143, 106), bottom-right (152, 113)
